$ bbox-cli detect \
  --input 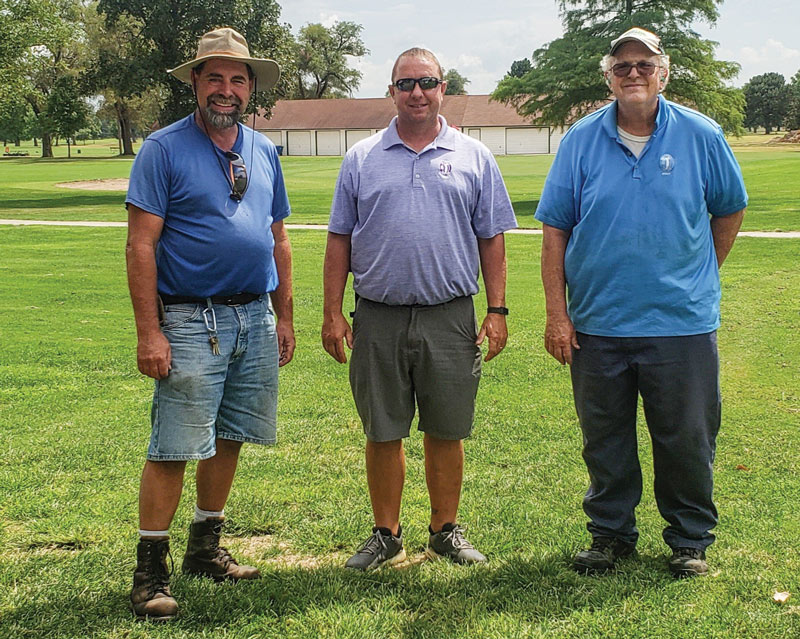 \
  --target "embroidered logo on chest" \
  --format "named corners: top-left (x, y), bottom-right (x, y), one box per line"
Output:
top-left (438, 161), bottom-right (452, 179)
top-left (659, 154), bottom-right (675, 175)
